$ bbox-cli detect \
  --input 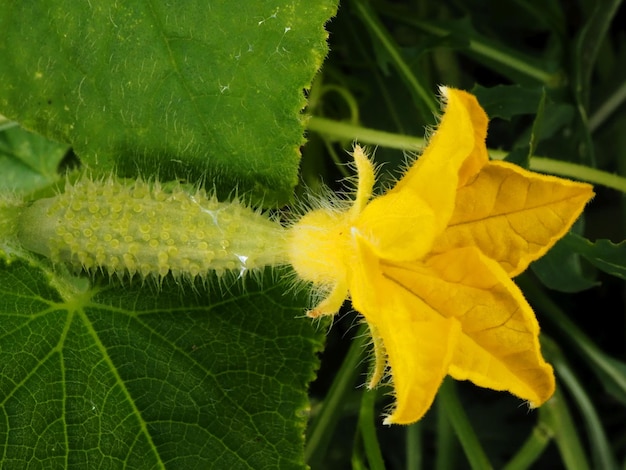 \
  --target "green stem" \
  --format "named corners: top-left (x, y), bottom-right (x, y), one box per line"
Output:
top-left (573, 0), bottom-right (623, 109)
top-left (351, 455), bottom-right (369, 470)
top-left (502, 423), bottom-right (553, 470)
top-left (588, 81), bottom-right (626, 132)
top-left (539, 389), bottom-right (591, 470)
top-left (494, 141), bottom-right (626, 190)
top-left (440, 30), bottom-right (551, 84)
top-left (381, 8), bottom-right (557, 86)
top-left (307, 116), bottom-right (425, 151)
top-left (318, 84), bottom-right (362, 125)
top-left (405, 422), bottom-right (423, 470)
top-left (543, 336), bottom-right (617, 470)
top-left (352, 0), bottom-right (438, 114)
top-left (528, 157), bottom-right (626, 192)
top-left (305, 323), bottom-right (369, 465)
top-left (438, 378), bottom-right (493, 470)
top-left (435, 394), bottom-right (456, 470)
top-left (358, 389), bottom-right (385, 470)
top-left (307, 116), bottom-right (626, 192)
